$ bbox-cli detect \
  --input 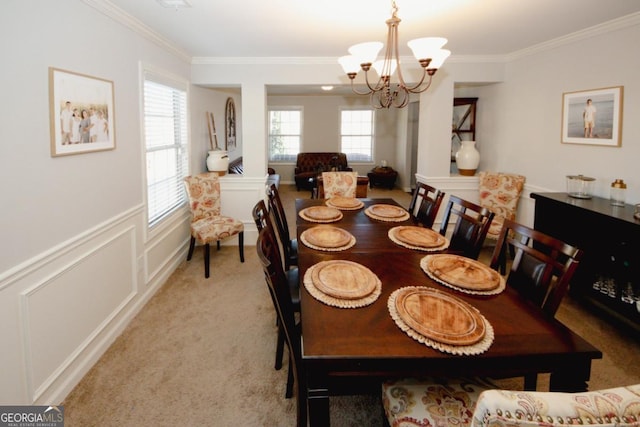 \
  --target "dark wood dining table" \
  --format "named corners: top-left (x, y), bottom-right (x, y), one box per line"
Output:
top-left (296, 198), bottom-right (602, 427)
